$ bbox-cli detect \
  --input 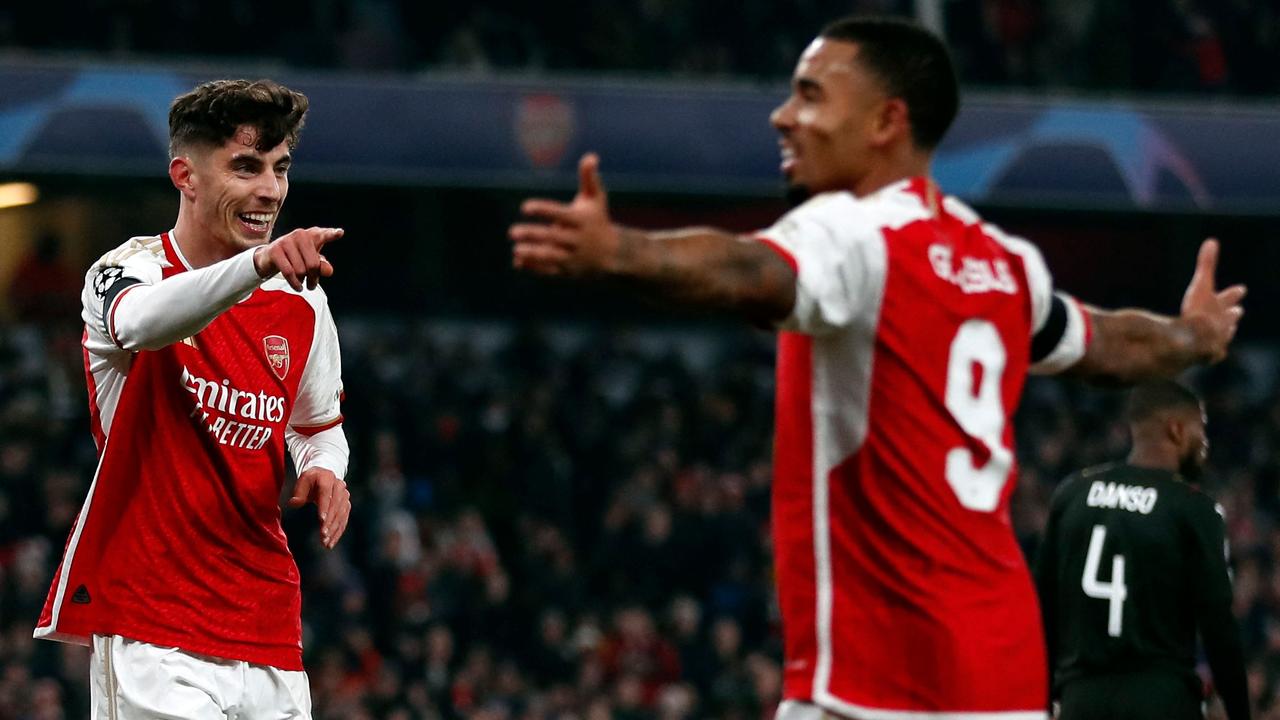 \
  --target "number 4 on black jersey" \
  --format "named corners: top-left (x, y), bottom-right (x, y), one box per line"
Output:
top-left (1035, 463), bottom-right (1249, 720)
